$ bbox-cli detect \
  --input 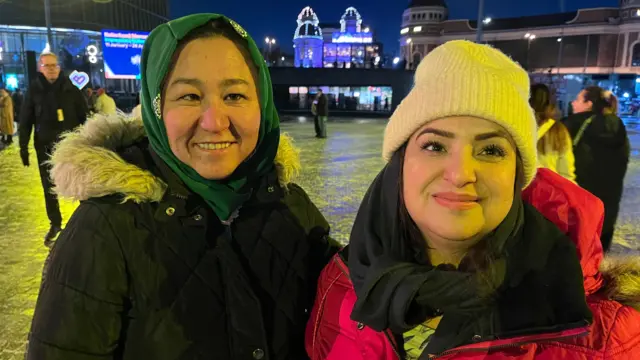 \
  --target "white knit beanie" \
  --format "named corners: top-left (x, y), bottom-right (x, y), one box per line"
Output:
top-left (383, 40), bottom-right (537, 188)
